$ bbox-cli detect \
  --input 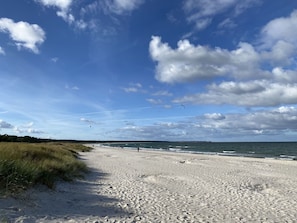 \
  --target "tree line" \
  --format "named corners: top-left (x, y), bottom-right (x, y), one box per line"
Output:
top-left (0, 134), bottom-right (48, 143)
